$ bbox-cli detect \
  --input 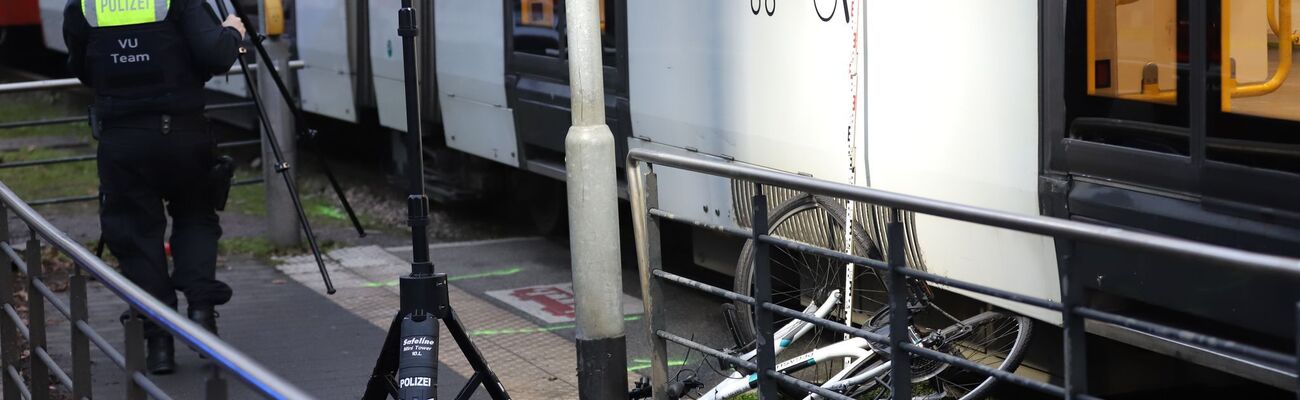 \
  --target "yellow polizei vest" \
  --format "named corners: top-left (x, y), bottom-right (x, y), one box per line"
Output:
top-left (82, 0), bottom-right (171, 28)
